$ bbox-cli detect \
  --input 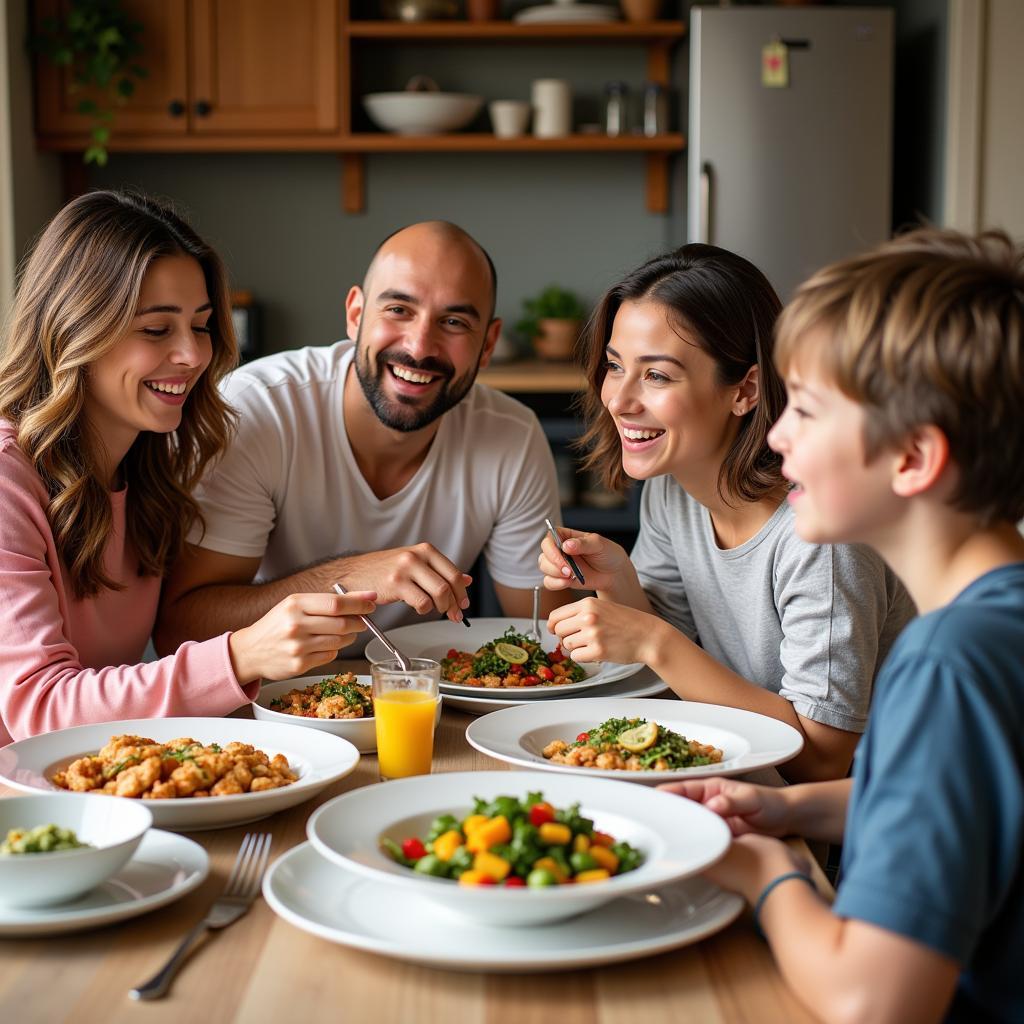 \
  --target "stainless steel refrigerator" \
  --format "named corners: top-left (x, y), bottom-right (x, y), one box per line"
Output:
top-left (687, 5), bottom-right (894, 300)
